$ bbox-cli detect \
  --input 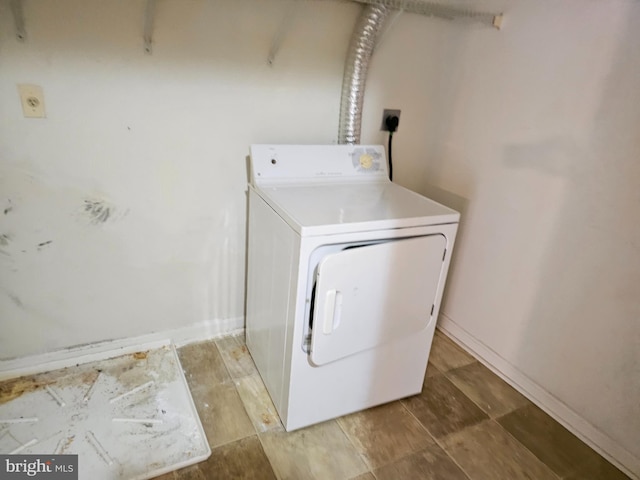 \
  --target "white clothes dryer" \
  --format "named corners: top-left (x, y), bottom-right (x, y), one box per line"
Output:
top-left (245, 144), bottom-right (459, 431)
